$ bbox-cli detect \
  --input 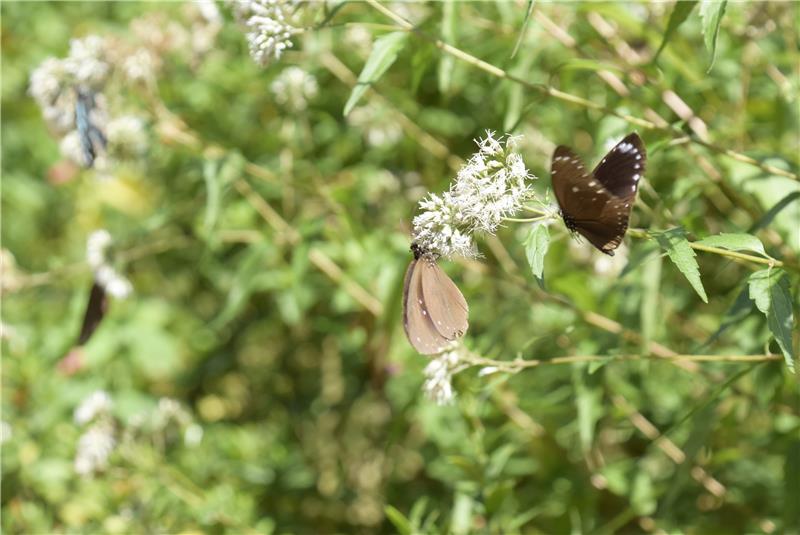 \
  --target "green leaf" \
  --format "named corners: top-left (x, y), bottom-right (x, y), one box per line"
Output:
top-left (654, 1), bottom-right (697, 63)
top-left (556, 58), bottom-right (625, 74)
top-left (510, 0), bottom-right (536, 59)
top-left (523, 223), bottom-right (550, 282)
top-left (343, 32), bottom-right (408, 116)
top-left (695, 232), bottom-right (768, 258)
top-left (699, 0), bottom-right (727, 72)
top-left (385, 505), bottom-right (412, 535)
top-left (654, 228), bottom-right (708, 303)
top-left (202, 159), bottom-right (222, 238)
top-left (748, 268), bottom-right (796, 372)
top-left (438, 1), bottom-right (457, 95)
